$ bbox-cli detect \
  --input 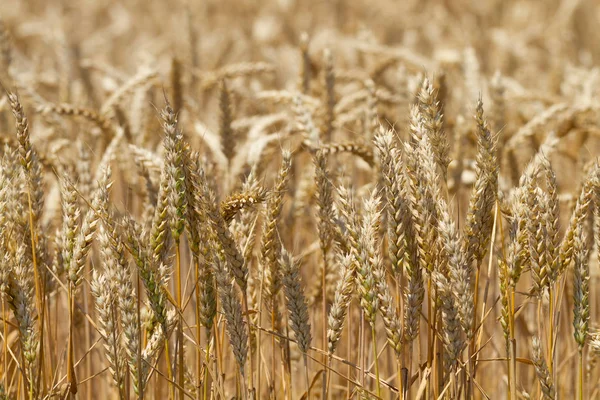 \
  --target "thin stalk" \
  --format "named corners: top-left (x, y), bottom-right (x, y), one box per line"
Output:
top-left (195, 258), bottom-right (202, 400)
top-left (26, 190), bottom-right (45, 397)
top-left (426, 278), bottom-right (433, 385)
top-left (28, 365), bottom-right (34, 400)
top-left (434, 336), bottom-right (442, 399)
top-left (346, 302), bottom-right (353, 398)
top-left (203, 329), bottom-right (211, 400)
top-left (236, 367), bottom-right (241, 399)
top-left (578, 349), bottom-right (584, 400)
top-left (40, 281), bottom-right (49, 396)
top-left (257, 268), bottom-right (265, 400)
top-left (371, 325), bottom-right (381, 398)
top-left (397, 357), bottom-right (403, 400)
top-left (83, 272), bottom-right (92, 400)
top-left (241, 293), bottom-right (254, 396)
top-left (474, 202), bottom-right (499, 380)
top-left (469, 260), bottom-right (482, 398)
top-left (321, 258), bottom-right (327, 400)
top-left (214, 320), bottom-right (224, 397)
top-left (282, 322), bottom-right (291, 400)
top-left (136, 264), bottom-right (143, 400)
top-left (303, 355), bottom-right (310, 400)
top-left (2, 299), bottom-right (7, 391)
top-left (508, 286), bottom-right (517, 400)
top-left (164, 340), bottom-right (174, 400)
top-left (67, 284), bottom-right (76, 396)
top-left (25, 191), bottom-right (43, 333)
top-left (2, 296), bottom-right (8, 388)
top-left (175, 243), bottom-right (184, 400)
top-left (395, 279), bottom-right (404, 398)
top-left (359, 310), bottom-right (365, 387)
top-left (325, 356), bottom-right (332, 398)
top-left (406, 341), bottom-right (413, 400)
top-left (270, 305), bottom-right (276, 397)
top-left (548, 287), bottom-right (554, 375)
